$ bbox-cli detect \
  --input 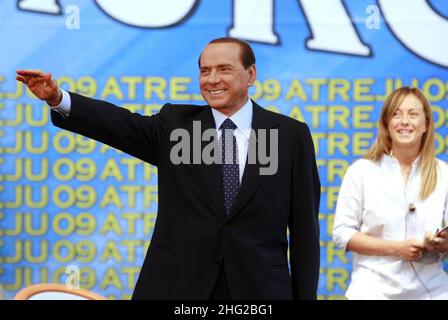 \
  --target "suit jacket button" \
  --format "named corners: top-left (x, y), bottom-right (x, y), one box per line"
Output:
top-left (213, 262), bottom-right (219, 267)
